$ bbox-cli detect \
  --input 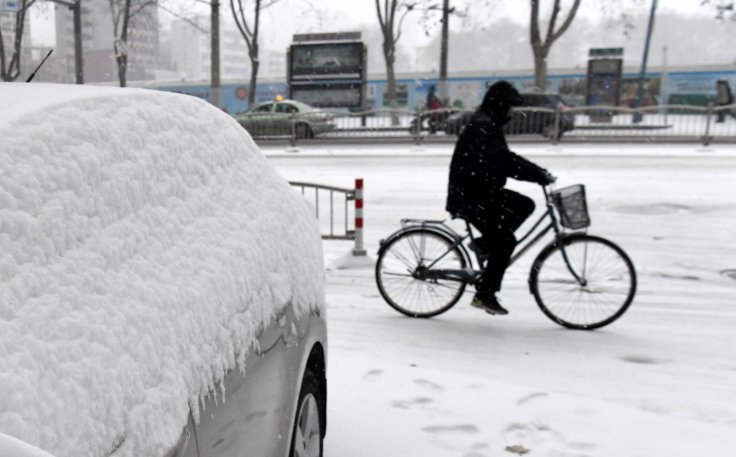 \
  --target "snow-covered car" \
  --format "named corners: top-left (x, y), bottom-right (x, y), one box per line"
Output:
top-left (234, 99), bottom-right (336, 139)
top-left (0, 84), bottom-right (327, 457)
